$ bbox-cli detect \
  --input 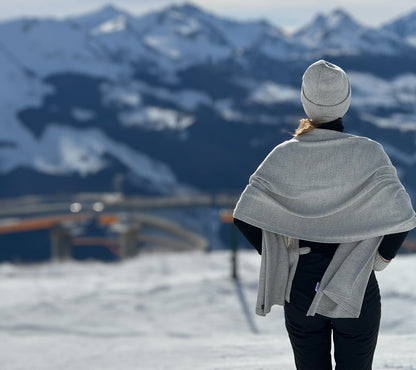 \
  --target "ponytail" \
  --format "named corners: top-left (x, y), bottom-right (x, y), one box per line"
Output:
top-left (294, 119), bottom-right (319, 137)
